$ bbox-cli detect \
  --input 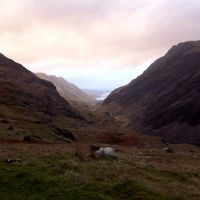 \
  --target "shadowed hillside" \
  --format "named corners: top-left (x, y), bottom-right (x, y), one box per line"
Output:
top-left (0, 53), bottom-right (84, 140)
top-left (103, 41), bottom-right (200, 145)
top-left (36, 73), bottom-right (96, 106)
